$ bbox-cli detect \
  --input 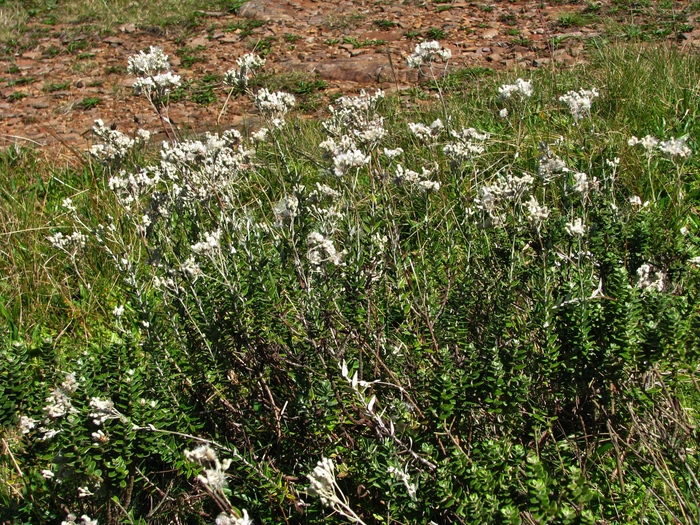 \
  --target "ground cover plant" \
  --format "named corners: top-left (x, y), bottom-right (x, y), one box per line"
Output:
top-left (1, 38), bottom-right (700, 525)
